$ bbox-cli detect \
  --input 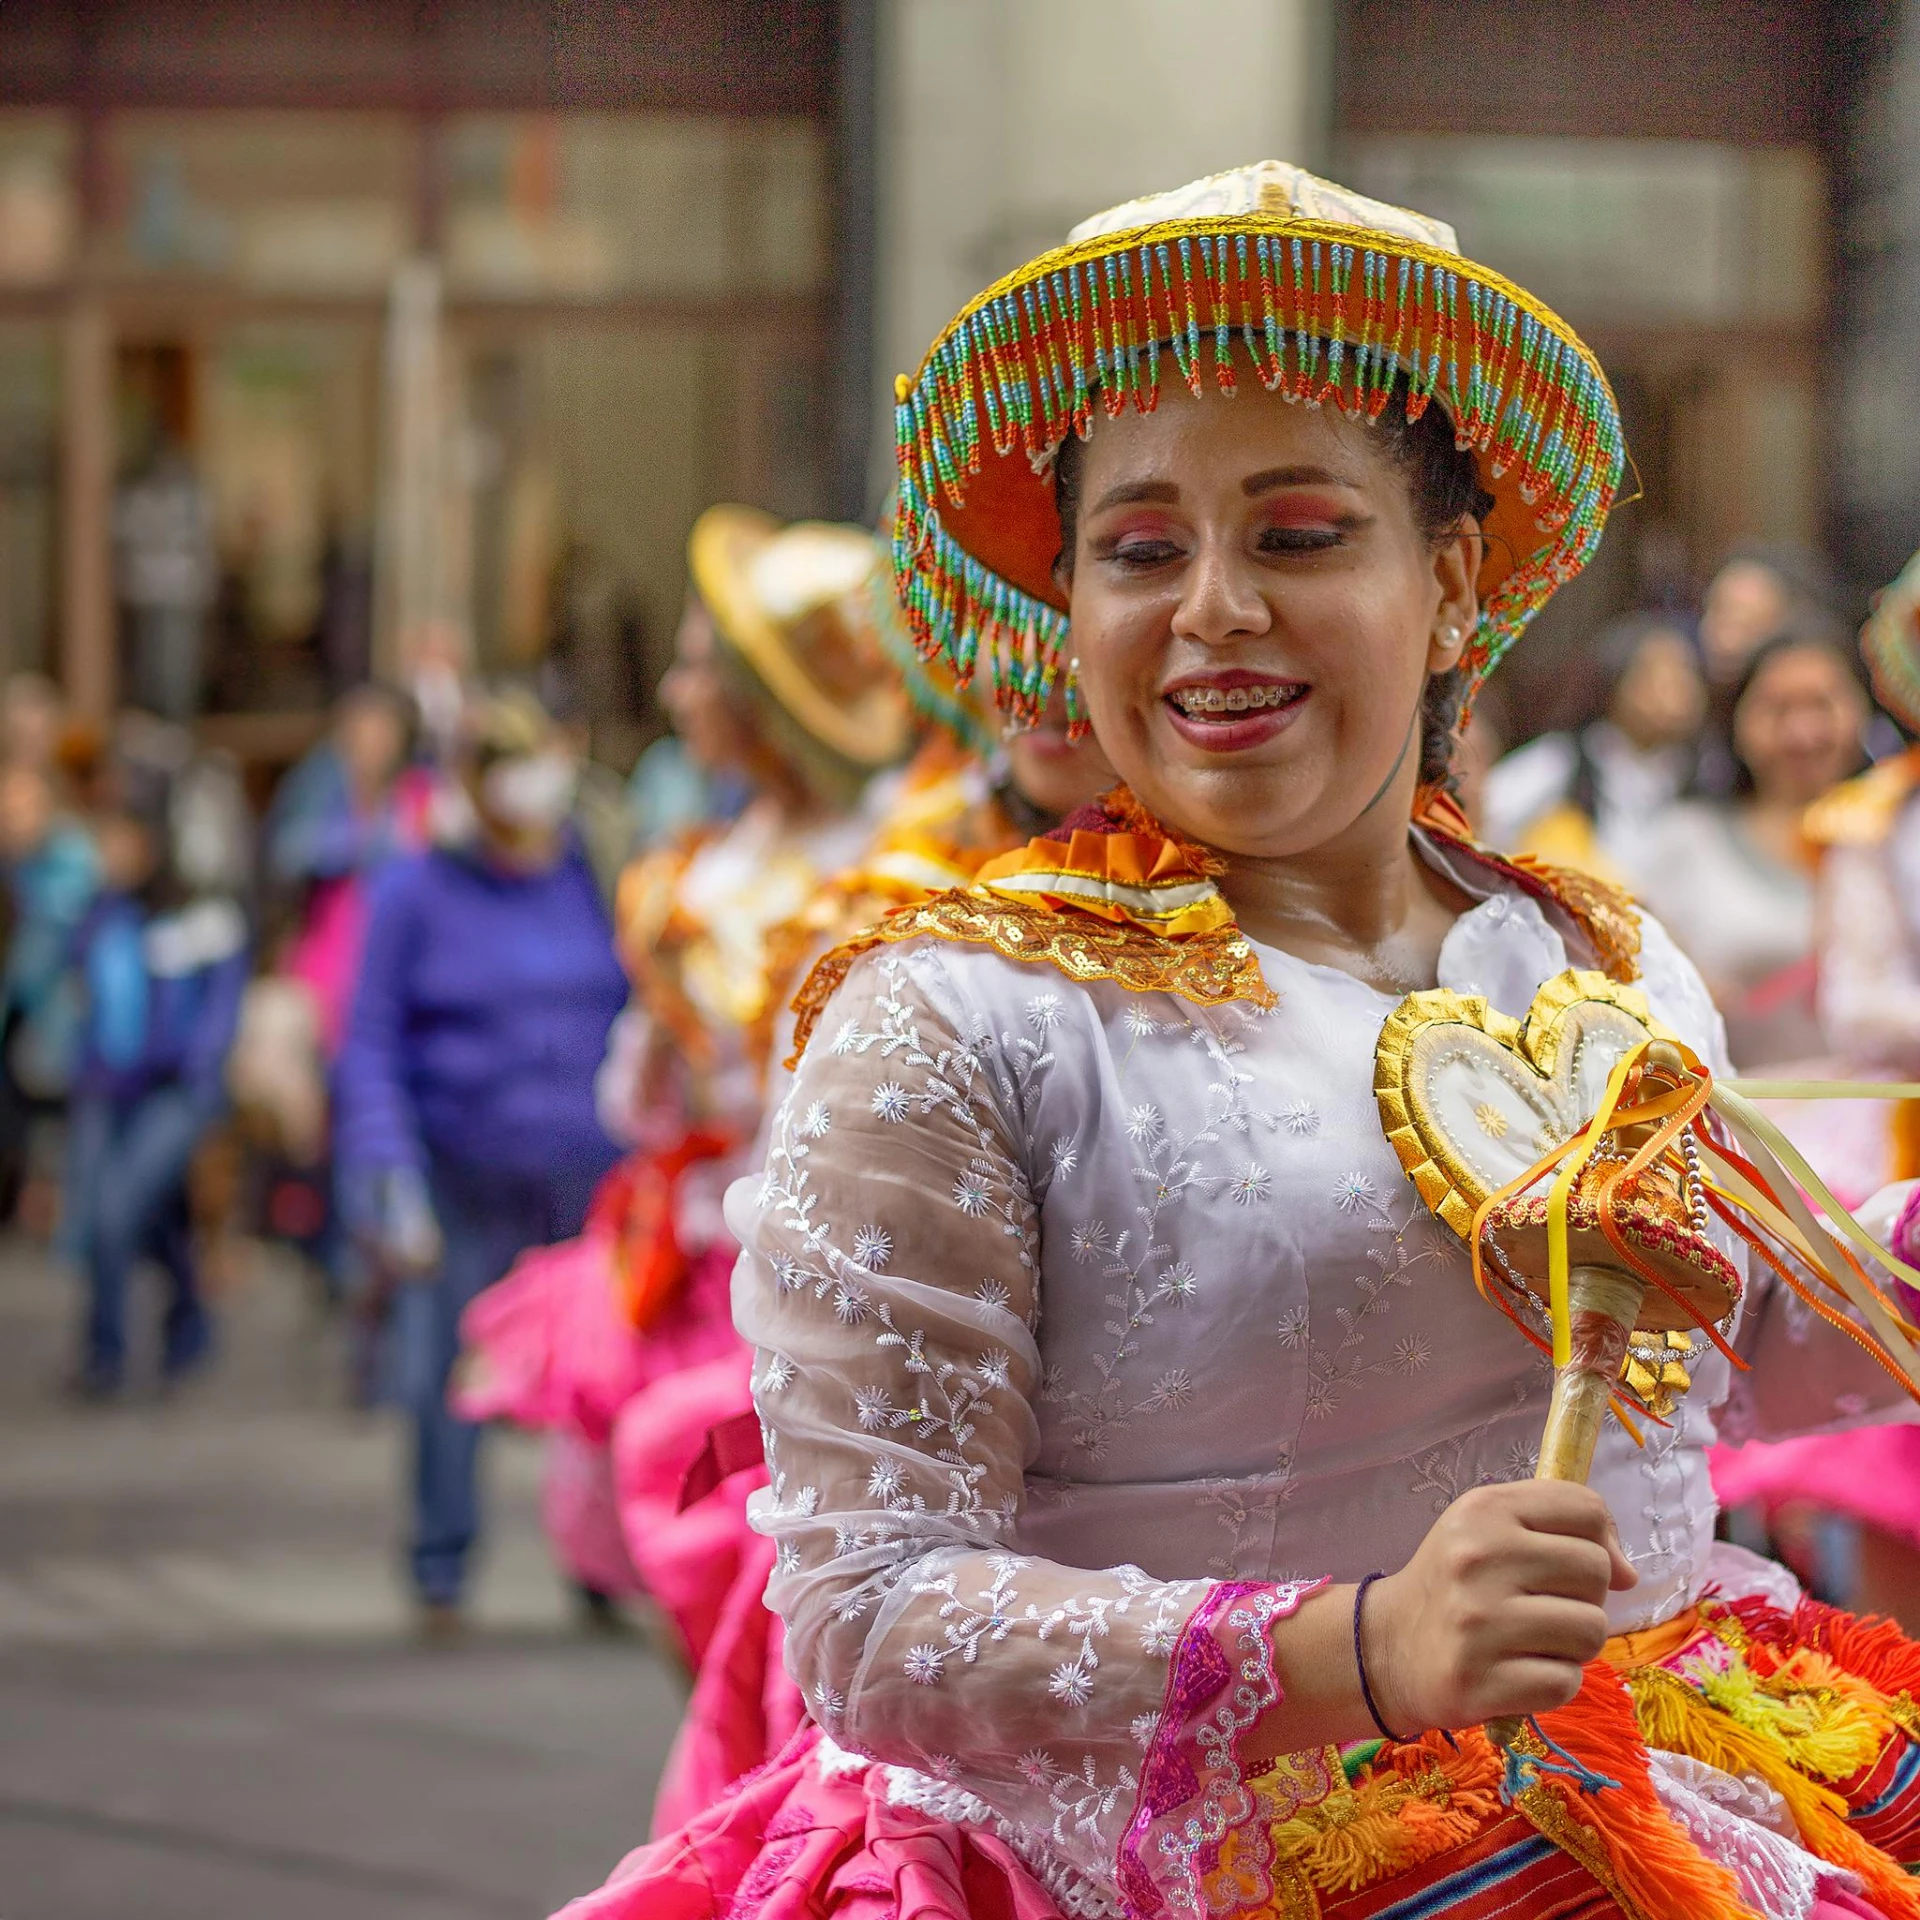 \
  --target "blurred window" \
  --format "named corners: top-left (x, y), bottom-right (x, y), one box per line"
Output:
top-left (0, 321), bottom-right (58, 674)
top-left (100, 112), bottom-right (416, 292)
top-left (441, 114), bottom-right (828, 300)
top-left (0, 111), bottom-right (76, 288)
top-left (1340, 136), bottom-right (1823, 328)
